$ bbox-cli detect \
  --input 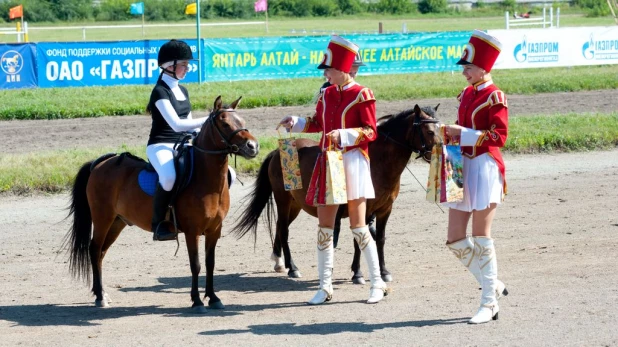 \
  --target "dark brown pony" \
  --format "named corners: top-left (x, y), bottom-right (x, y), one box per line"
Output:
top-left (233, 104), bottom-right (440, 283)
top-left (64, 96), bottom-right (259, 313)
